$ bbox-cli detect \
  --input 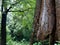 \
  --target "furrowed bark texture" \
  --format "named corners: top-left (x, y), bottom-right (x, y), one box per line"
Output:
top-left (37, 0), bottom-right (56, 41)
top-left (30, 0), bottom-right (42, 45)
top-left (55, 0), bottom-right (60, 41)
